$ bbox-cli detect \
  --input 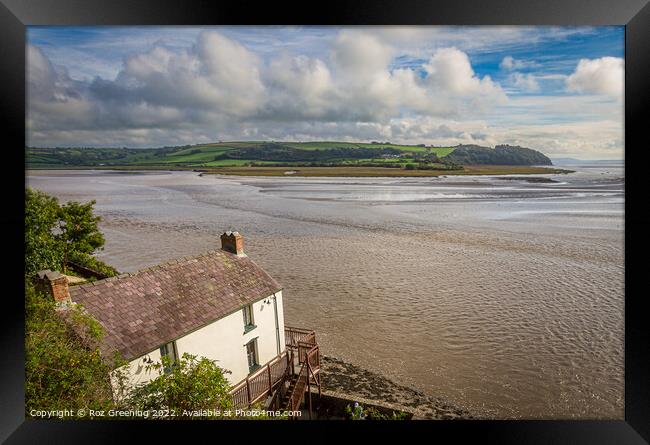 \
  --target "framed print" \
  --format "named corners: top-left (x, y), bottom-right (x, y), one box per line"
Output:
top-left (2, 0), bottom-right (649, 443)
